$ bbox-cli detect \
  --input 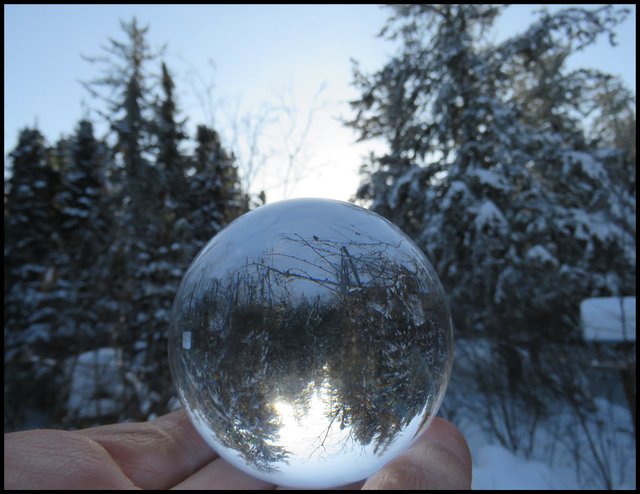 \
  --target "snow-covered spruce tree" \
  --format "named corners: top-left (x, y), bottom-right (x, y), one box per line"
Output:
top-left (4, 128), bottom-right (67, 429)
top-left (349, 3), bottom-right (633, 341)
top-left (55, 122), bottom-right (115, 340)
top-left (48, 123), bottom-right (124, 426)
top-left (83, 17), bottom-right (164, 238)
top-left (486, 7), bottom-right (636, 329)
top-left (125, 71), bottom-right (250, 420)
top-left (188, 124), bottom-right (249, 245)
top-left (52, 121), bottom-right (113, 282)
top-left (126, 61), bottom-right (195, 419)
top-left (348, 4), bottom-right (634, 448)
top-left (153, 62), bottom-right (188, 216)
top-left (80, 18), bottom-right (174, 422)
top-left (351, 4), bottom-right (532, 337)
